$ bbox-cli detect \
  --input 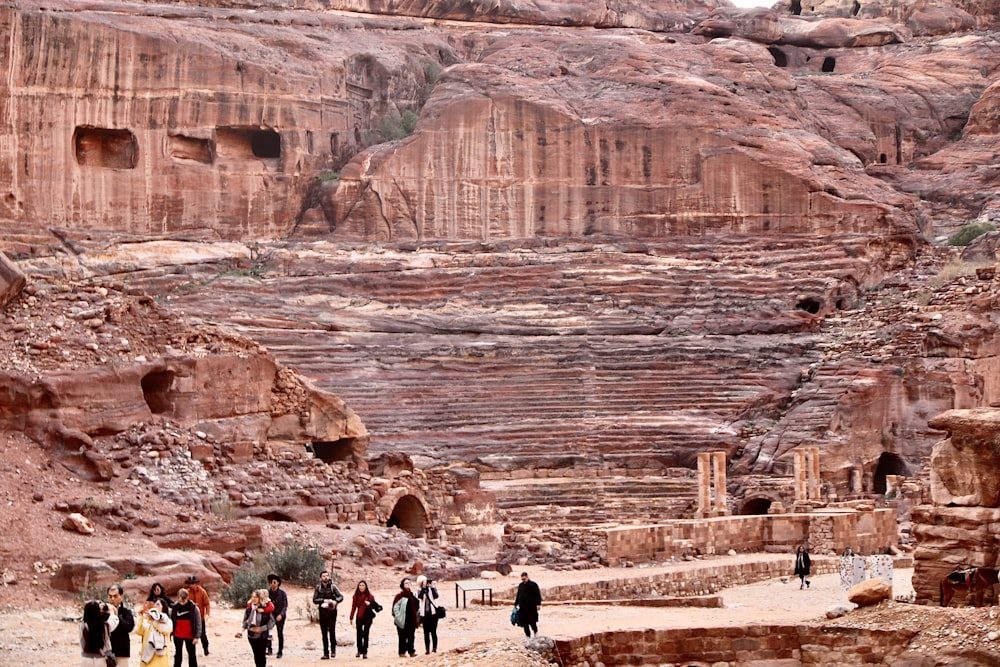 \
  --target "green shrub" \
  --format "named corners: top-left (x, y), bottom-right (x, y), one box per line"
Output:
top-left (947, 223), bottom-right (995, 246)
top-left (263, 542), bottom-right (326, 587)
top-left (221, 566), bottom-right (268, 608)
top-left (380, 110), bottom-right (419, 141)
top-left (221, 540), bottom-right (327, 608)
